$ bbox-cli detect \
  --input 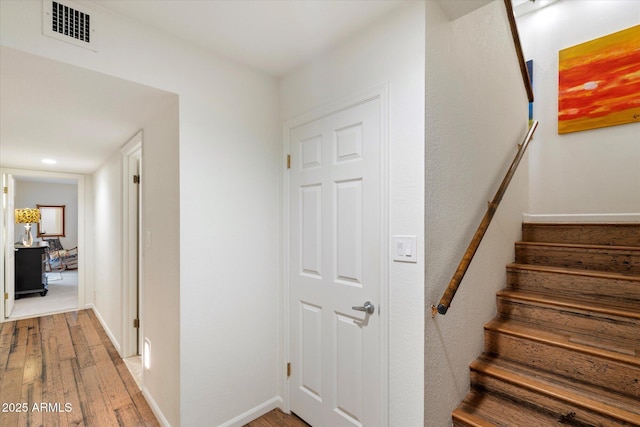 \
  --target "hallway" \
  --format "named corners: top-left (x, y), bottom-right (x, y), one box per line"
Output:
top-left (0, 309), bottom-right (158, 426)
